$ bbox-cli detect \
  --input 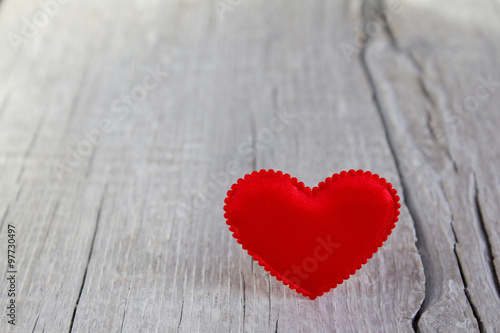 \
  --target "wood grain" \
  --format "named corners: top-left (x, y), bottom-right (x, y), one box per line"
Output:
top-left (0, 0), bottom-right (497, 332)
top-left (365, 0), bottom-right (500, 331)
